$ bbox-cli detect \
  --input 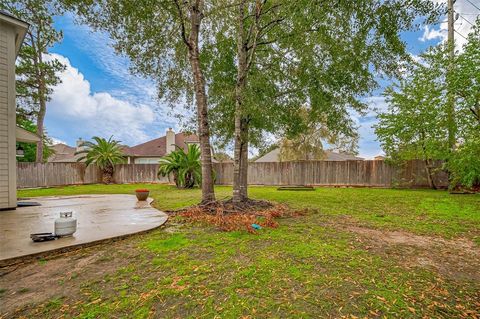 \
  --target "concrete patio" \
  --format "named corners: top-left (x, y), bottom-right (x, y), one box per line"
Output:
top-left (0, 195), bottom-right (168, 264)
